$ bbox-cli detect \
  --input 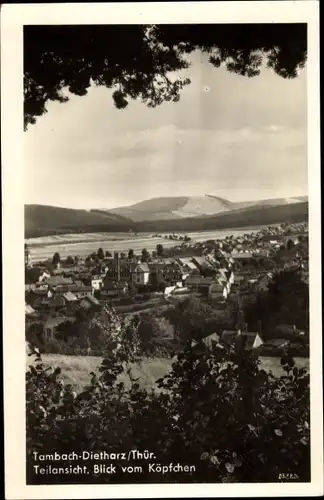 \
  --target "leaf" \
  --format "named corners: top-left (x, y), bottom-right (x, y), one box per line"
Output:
top-left (200, 452), bottom-right (209, 461)
top-left (209, 455), bottom-right (219, 465)
top-left (225, 462), bottom-right (235, 473)
top-left (300, 437), bottom-right (308, 446)
top-left (248, 424), bottom-right (256, 431)
top-left (39, 405), bottom-right (47, 418)
top-left (233, 455), bottom-right (242, 467)
top-left (274, 429), bottom-right (283, 436)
